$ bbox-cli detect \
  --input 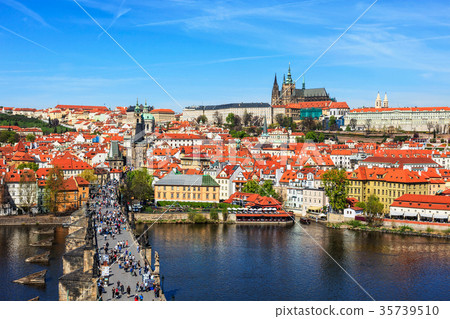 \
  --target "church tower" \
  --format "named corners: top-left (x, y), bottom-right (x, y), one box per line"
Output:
top-left (271, 74), bottom-right (280, 105)
top-left (281, 63), bottom-right (296, 105)
top-left (375, 92), bottom-right (382, 108)
top-left (383, 92), bottom-right (389, 108)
